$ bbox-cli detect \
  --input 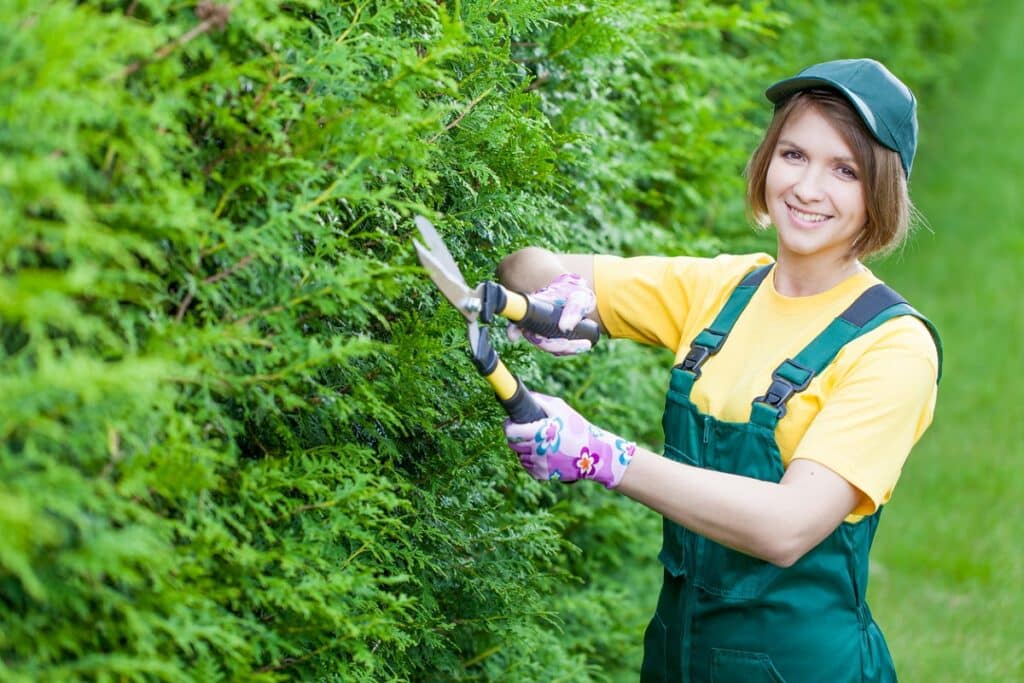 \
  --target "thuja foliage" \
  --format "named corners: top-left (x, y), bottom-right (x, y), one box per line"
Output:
top-left (0, 1), bottom-right (975, 680)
